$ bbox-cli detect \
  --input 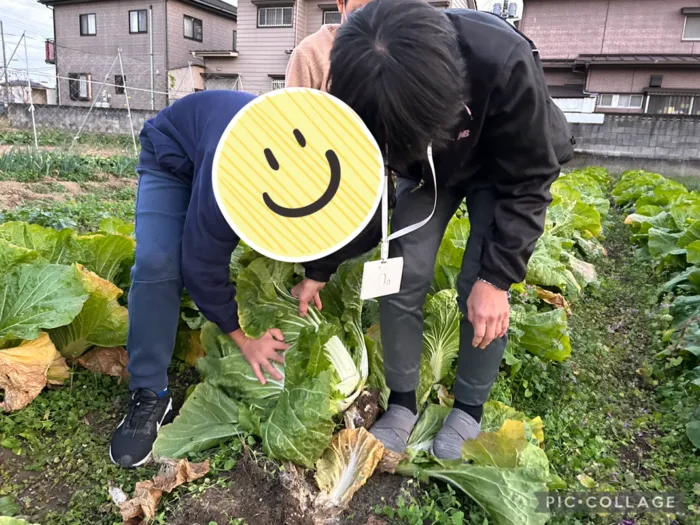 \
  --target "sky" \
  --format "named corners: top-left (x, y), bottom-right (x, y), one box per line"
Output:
top-left (0, 0), bottom-right (55, 85)
top-left (0, 0), bottom-right (237, 87)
